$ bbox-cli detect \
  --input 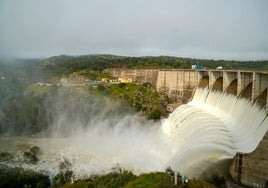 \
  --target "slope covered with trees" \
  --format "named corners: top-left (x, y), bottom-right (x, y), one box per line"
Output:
top-left (41, 54), bottom-right (268, 76)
